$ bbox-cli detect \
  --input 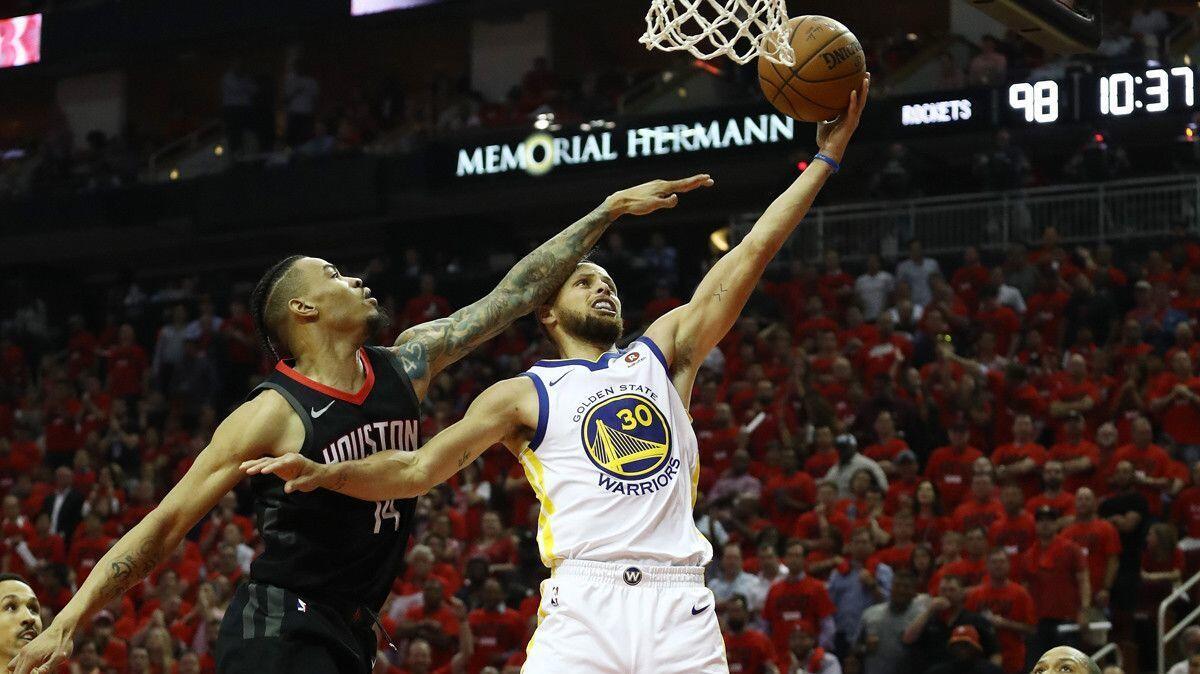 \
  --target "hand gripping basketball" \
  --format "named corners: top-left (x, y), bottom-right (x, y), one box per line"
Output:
top-left (604, 174), bottom-right (715, 219)
top-left (9, 624), bottom-right (73, 674)
top-left (240, 453), bottom-right (327, 493)
top-left (815, 74), bottom-right (870, 163)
